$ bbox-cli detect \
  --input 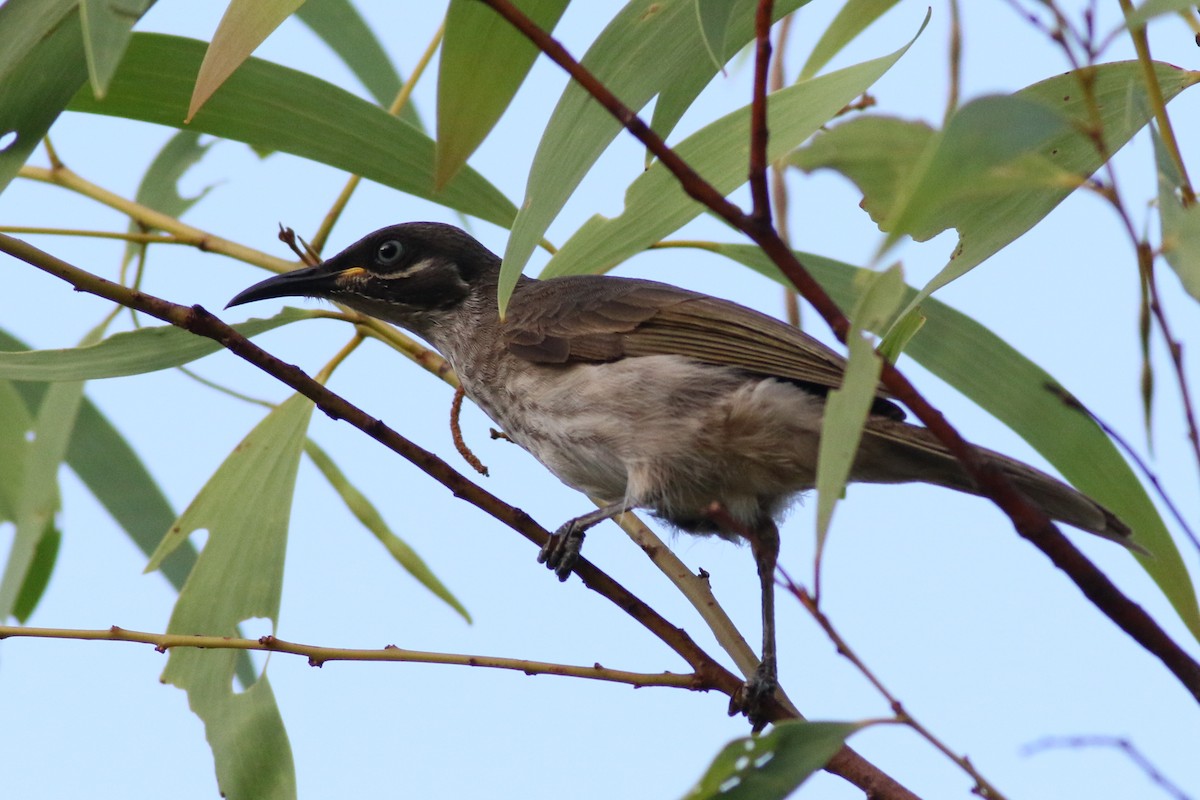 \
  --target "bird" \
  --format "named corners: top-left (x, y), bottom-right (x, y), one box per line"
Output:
top-left (227, 221), bottom-right (1134, 725)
